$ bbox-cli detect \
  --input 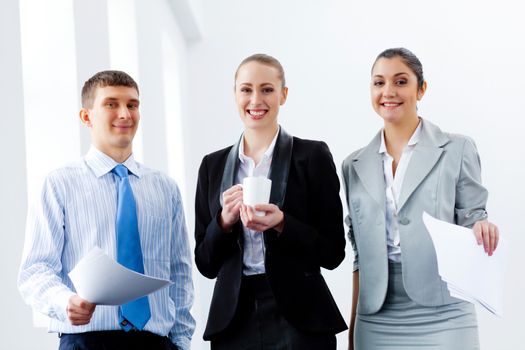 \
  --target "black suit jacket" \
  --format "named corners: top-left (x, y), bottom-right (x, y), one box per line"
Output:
top-left (195, 129), bottom-right (347, 340)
